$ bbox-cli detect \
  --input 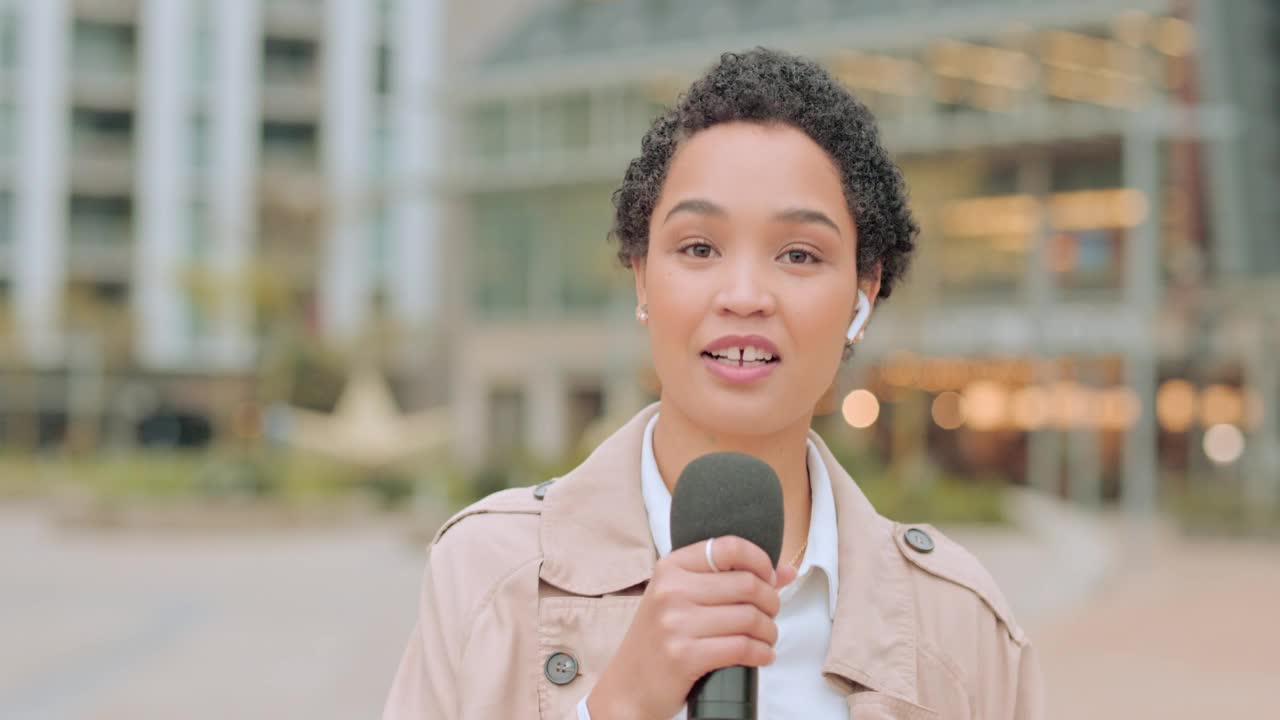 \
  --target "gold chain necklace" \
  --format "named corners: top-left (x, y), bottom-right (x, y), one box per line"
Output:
top-left (788, 538), bottom-right (809, 568)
